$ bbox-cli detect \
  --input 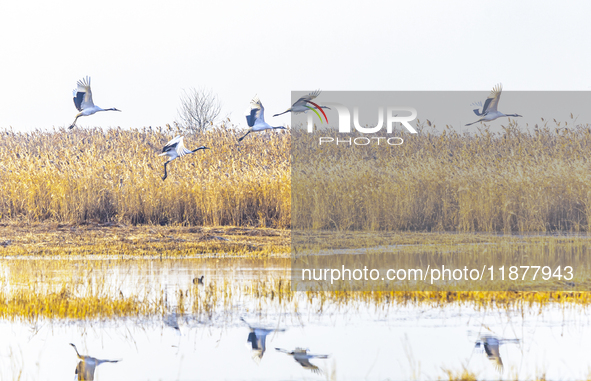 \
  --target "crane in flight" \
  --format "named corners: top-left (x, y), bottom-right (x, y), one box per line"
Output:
top-left (273, 90), bottom-right (330, 121)
top-left (69, 343), bottom-right (120, 381)
top-left (238, 96), bottom-right (287, 142)
top-left (159, 136), bottom-right (209, 180)
top-left (466, 84), bottom-right (522, 126)
top-left (69, 77), bottom-right (121, 129)
top-left (275, 347), bottom-right (329, 375)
